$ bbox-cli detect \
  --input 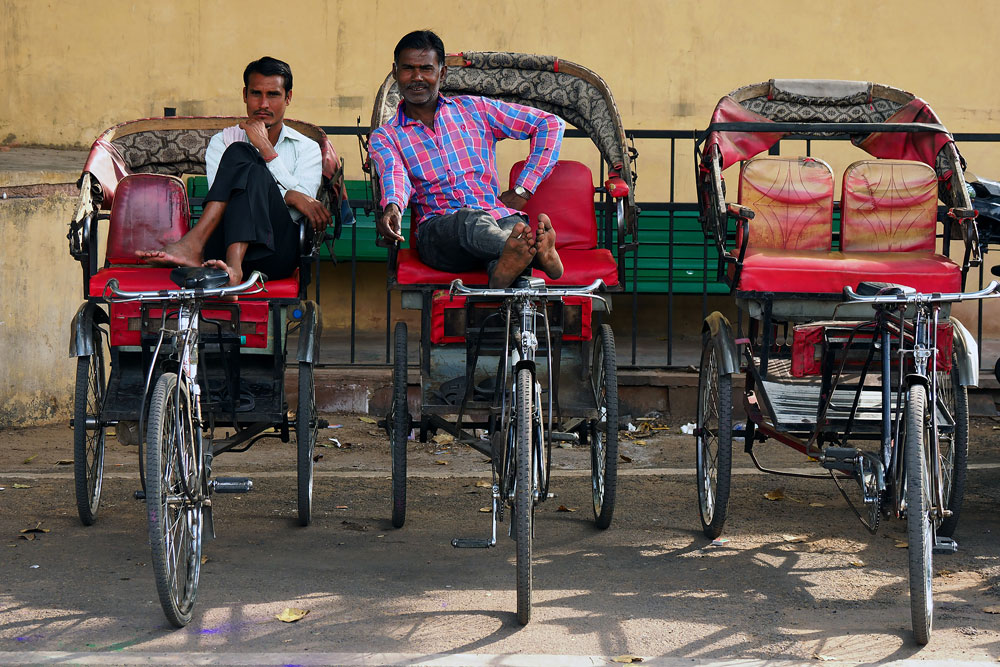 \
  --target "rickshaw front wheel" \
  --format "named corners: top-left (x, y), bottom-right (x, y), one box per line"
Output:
top-left (905, 383), bottom-right (934, 645)
top-left (514, 366), bottom-right (534, 625)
